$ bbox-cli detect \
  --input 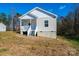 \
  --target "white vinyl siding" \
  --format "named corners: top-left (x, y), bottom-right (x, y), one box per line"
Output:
top-left (0, 23), bottom-right (6, 32)
top-left (37, 17), bottom-right (56, 31)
